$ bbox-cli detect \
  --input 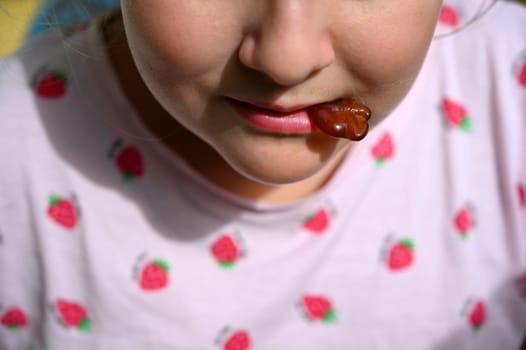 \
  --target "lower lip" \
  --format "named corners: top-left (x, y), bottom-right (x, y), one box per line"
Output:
top-left (226, 98), bottom-right (315, 134)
